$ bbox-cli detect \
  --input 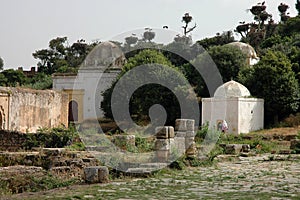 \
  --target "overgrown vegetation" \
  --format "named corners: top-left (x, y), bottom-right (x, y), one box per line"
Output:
top-left (282, 112), bottom-right (300, 127)
top-left (0, 173), bottom-right (79, 195)
top-left (23, 126), bottom-right (84, 150)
